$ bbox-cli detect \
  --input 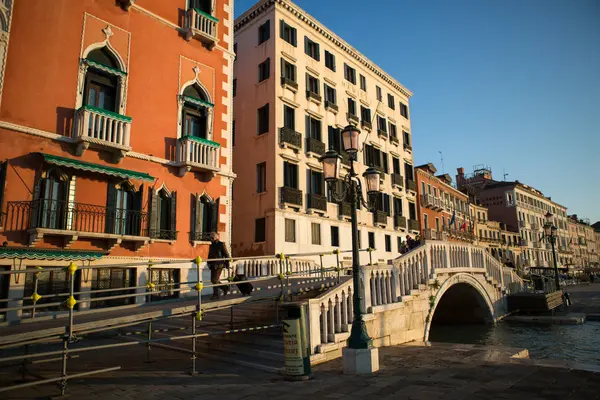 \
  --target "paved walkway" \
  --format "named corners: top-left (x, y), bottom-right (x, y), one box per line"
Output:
top-left (566, 283), bottom-right (600, 314)
top-left (3, 342), bottom-right (600, 399)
